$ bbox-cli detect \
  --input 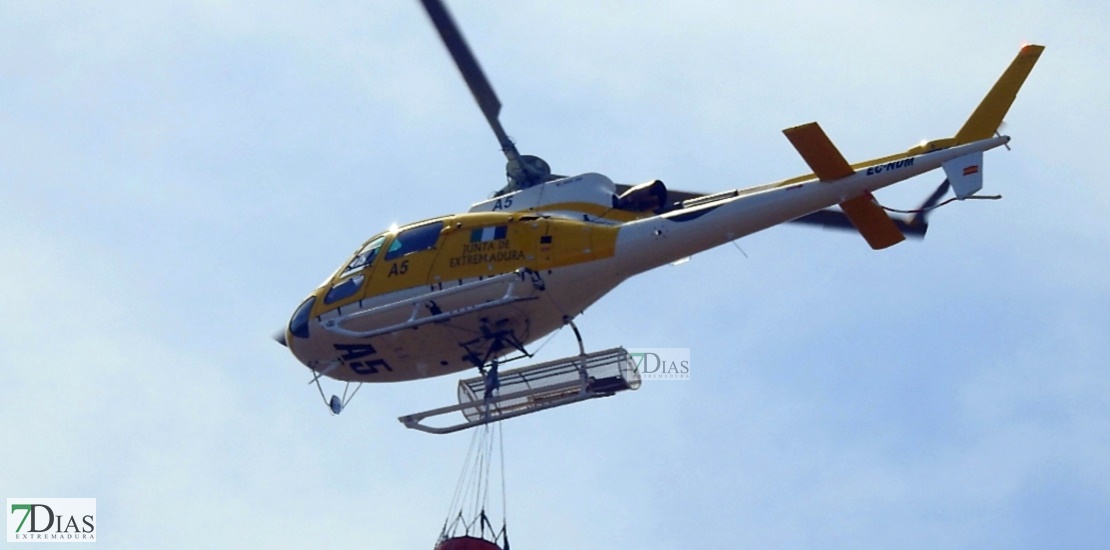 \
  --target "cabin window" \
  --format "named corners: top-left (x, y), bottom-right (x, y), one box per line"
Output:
top-left (385, 221), bottom-right (444, 261)
top-left (324, 274), bottom-right (365, 304)
top-left (289, 296), bottom-right (316, 339)
top-left (342, 235), bottom-right (386, 277)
